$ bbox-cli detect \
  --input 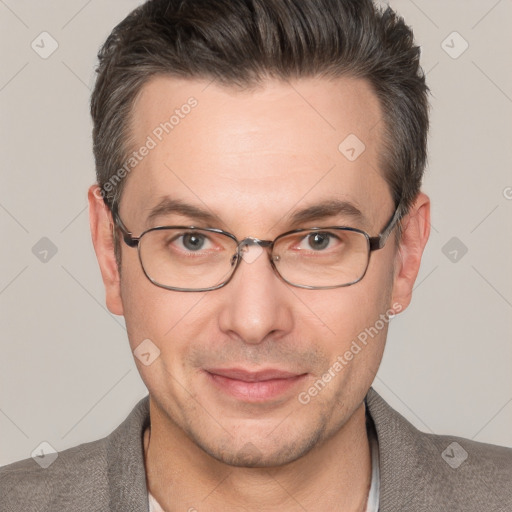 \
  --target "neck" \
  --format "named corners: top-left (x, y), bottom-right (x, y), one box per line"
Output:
top-left (145, 400), bottom-right (371, 512)
top-left (144, 399), bottom-right (372, 512)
